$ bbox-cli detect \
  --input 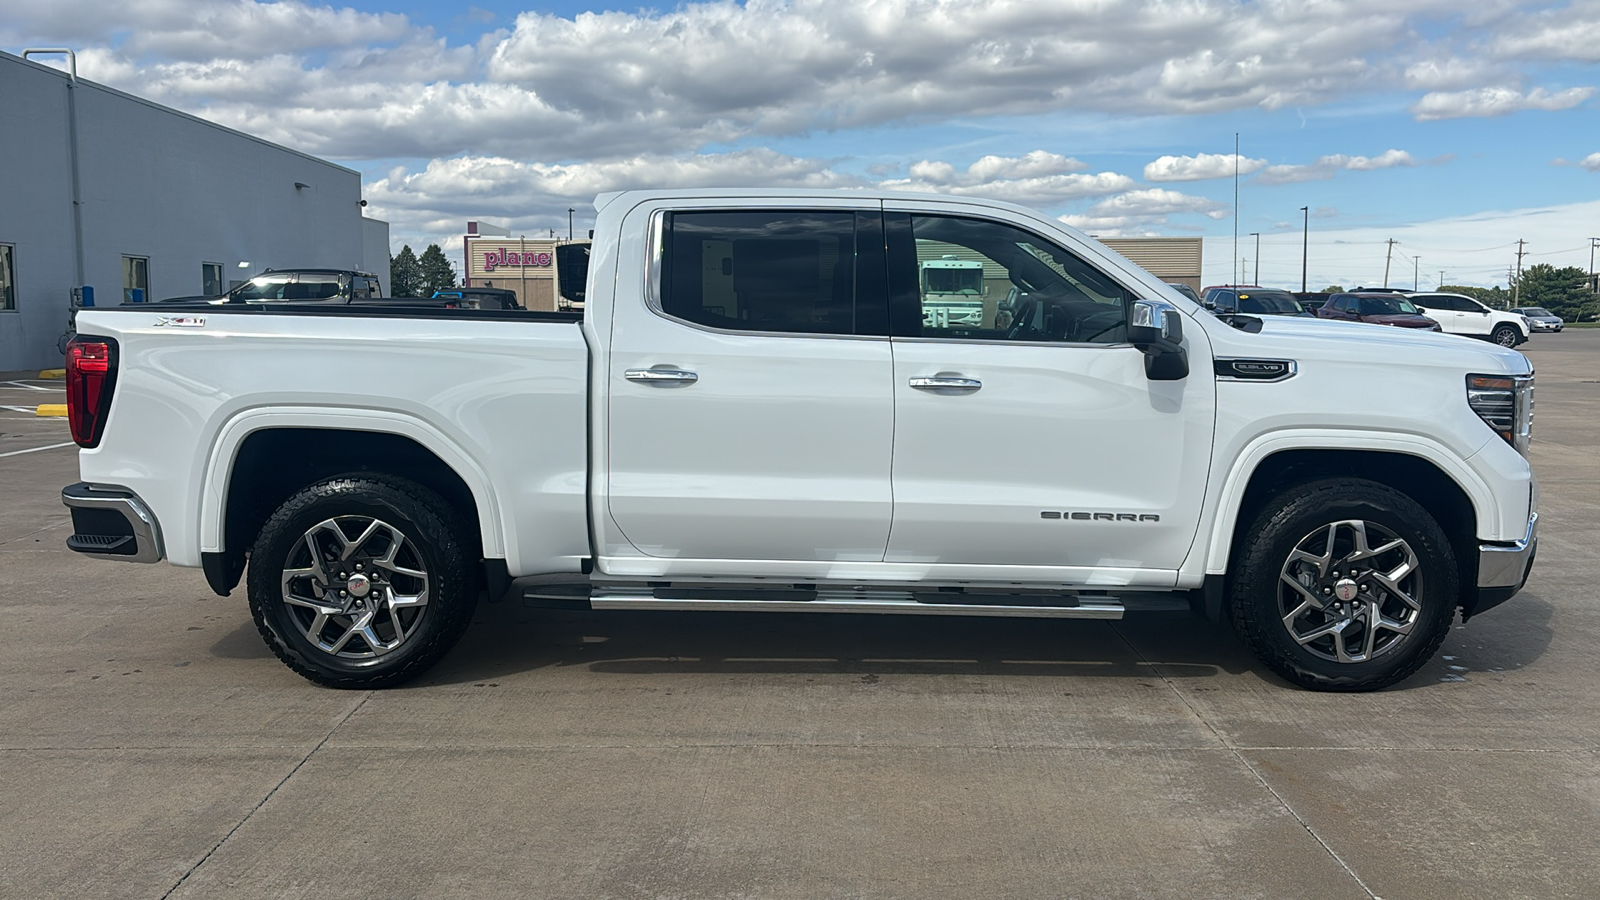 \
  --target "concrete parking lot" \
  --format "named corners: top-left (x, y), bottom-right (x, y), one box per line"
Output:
top-left (2, 334), bottom-right (1597, 900)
